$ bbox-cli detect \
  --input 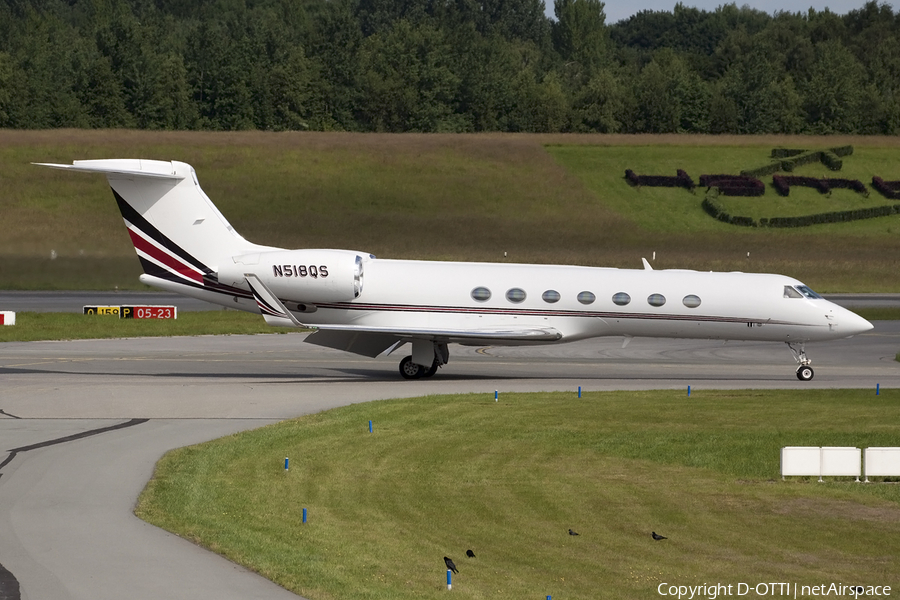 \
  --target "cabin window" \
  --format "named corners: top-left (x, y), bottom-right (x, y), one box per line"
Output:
top-left (783, 286), bottom-right (803, 299)
top-left (682, 295), bottom-right (701, 308)
top-left (796, 285), bottom-right (823, 299)
top-left (471, 287), bottom-right (492, 302)
top-left (542, 290), bottom-right (561, 303)
top-left (577, 291), bottom-right (596, 305)
top-left (612, 292), bottom-right (631, 306)
top-left (506, 288), bottom-right (527, 303)
top-left (648, 293), bottom-right (666, 307)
